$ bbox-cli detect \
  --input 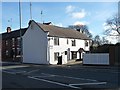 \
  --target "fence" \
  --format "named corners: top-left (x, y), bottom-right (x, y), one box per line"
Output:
top-left (83, 53), bottom-right (109, 65)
